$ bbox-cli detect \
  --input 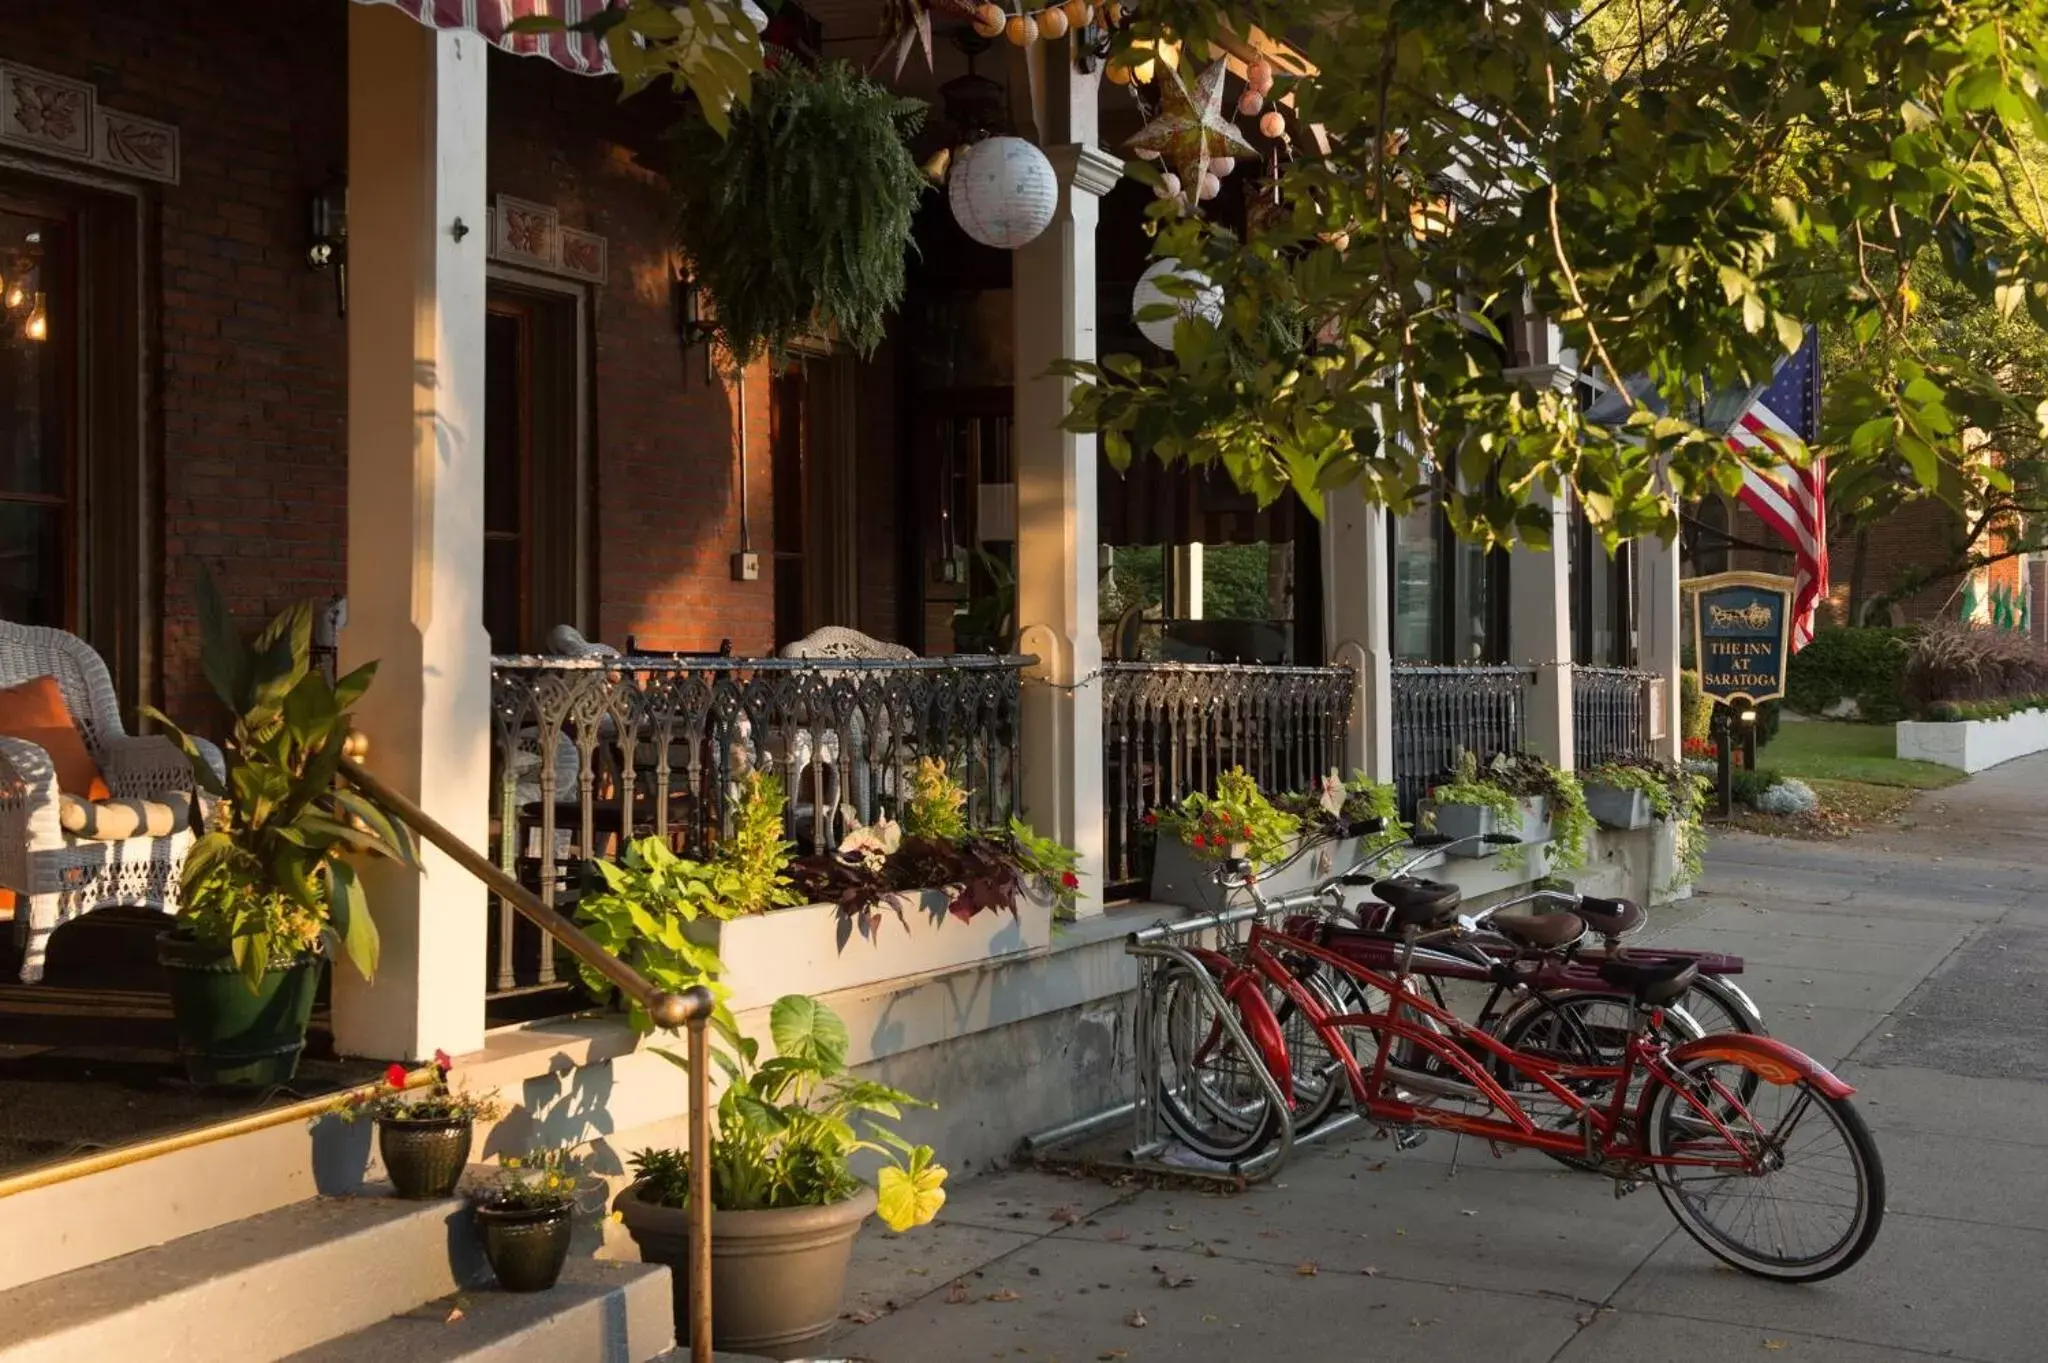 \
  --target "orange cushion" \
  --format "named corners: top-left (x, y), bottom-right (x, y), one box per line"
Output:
top-left (0, 675), bottom-right (111, 801)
